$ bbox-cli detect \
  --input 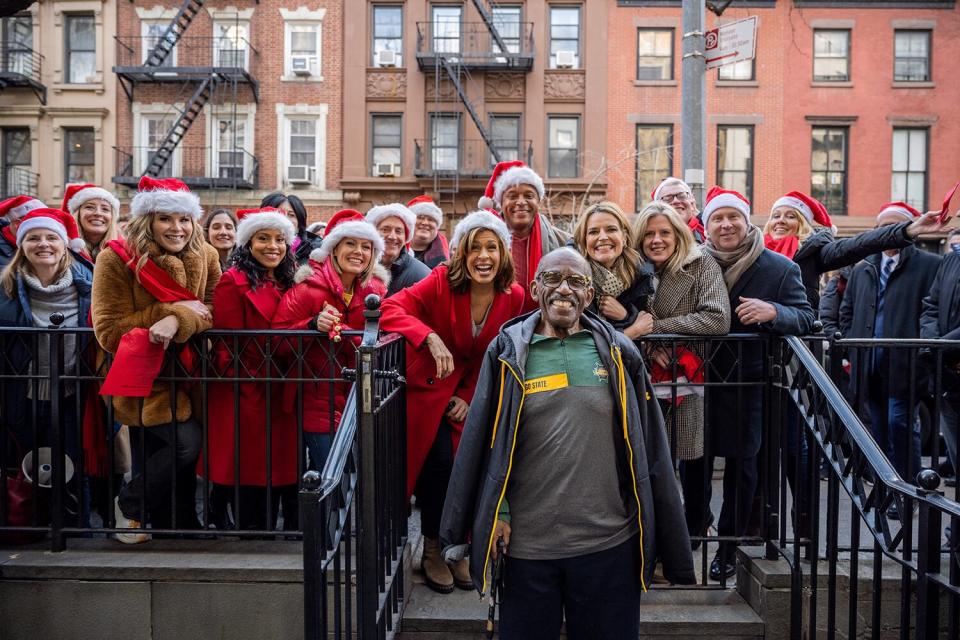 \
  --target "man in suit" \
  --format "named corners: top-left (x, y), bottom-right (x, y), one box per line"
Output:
top-left (699, 187), bottom-right (815, 580)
